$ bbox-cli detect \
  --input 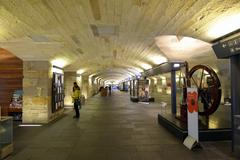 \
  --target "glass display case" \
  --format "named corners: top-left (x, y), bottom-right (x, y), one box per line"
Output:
top-left (0, 116), bottom-right (13, 159)
top-left (8, 90), bottom-right (23, 121)
top-left (130, 79), bottom-right (154, 102)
